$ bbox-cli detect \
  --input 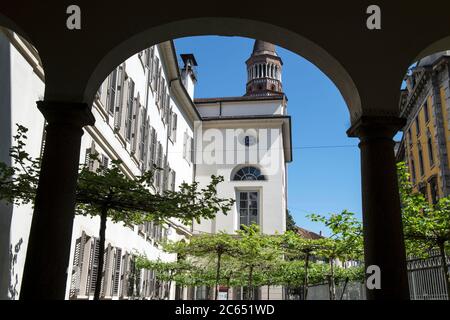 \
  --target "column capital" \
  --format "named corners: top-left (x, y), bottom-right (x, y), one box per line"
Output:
top-left (347, 116), bottom-right (406, 139)
top-left (37, 101), bottom-right (95, 127)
